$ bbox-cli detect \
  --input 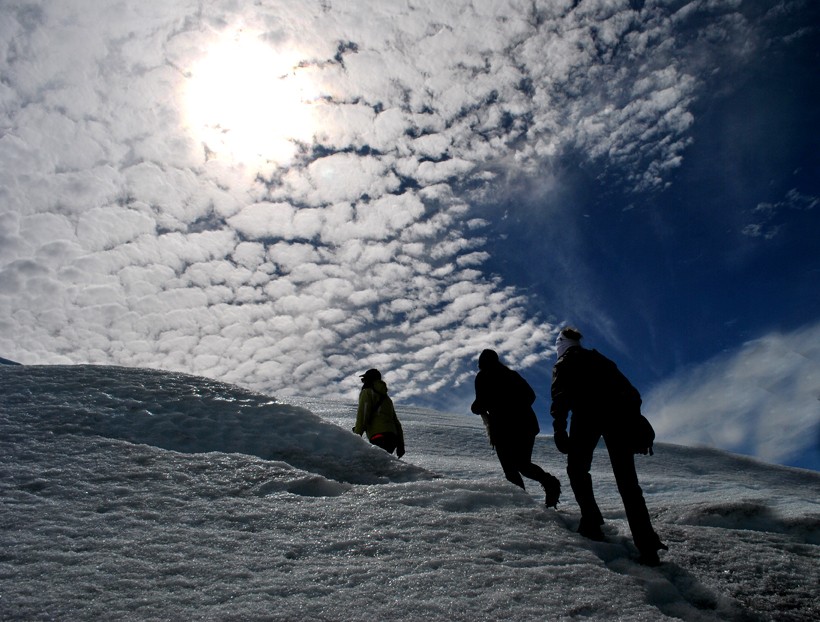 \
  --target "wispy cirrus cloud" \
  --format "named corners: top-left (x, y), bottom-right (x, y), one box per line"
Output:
top-left (644, 321), bottom-right (820, 467)
top-left (742, 188), bottom-right (820, 239)
top-left (0, 0), bottom-right (763, 401)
